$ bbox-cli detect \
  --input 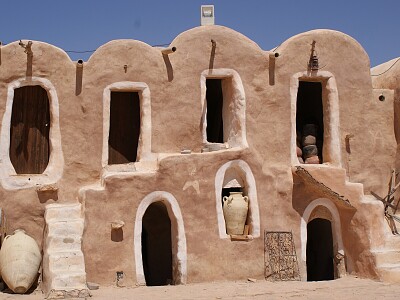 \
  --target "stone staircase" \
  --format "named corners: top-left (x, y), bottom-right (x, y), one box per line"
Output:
top-left (43, 203), bottom-right (89, 299)
top-left (372, 228), bottom-right (400, 282)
